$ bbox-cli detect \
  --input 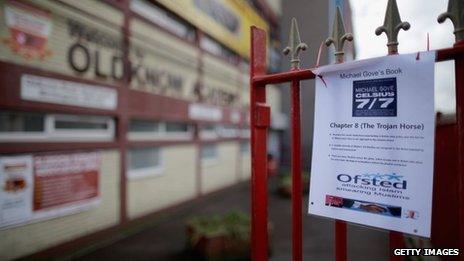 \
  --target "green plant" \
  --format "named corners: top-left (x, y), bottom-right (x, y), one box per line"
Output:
top-left (277, 170), bottom-right (310, 197)
top-left (279, 171), bottom-right (310, 187)
top-left (186, 211), bottom-right (273, 260)
top-left (186, 214), bottom-right (227, 247)
top-left (223, 211), bottom-right (250, 242)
